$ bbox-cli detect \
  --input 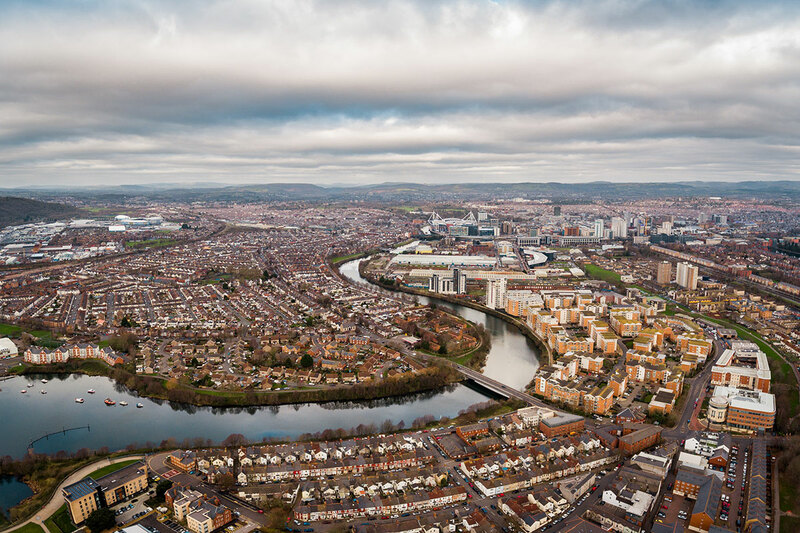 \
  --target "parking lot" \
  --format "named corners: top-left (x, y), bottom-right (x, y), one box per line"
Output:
top-left (158, 516), bottom-right (190, 533)
top-left (651, 442), bottom-right (751, 533)
top-left (720, 443), bottom-right (748, 530)
top-left (654, 490), bottom-right (692, 528)
top-left (112, 483), bottom-right (158, 526)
